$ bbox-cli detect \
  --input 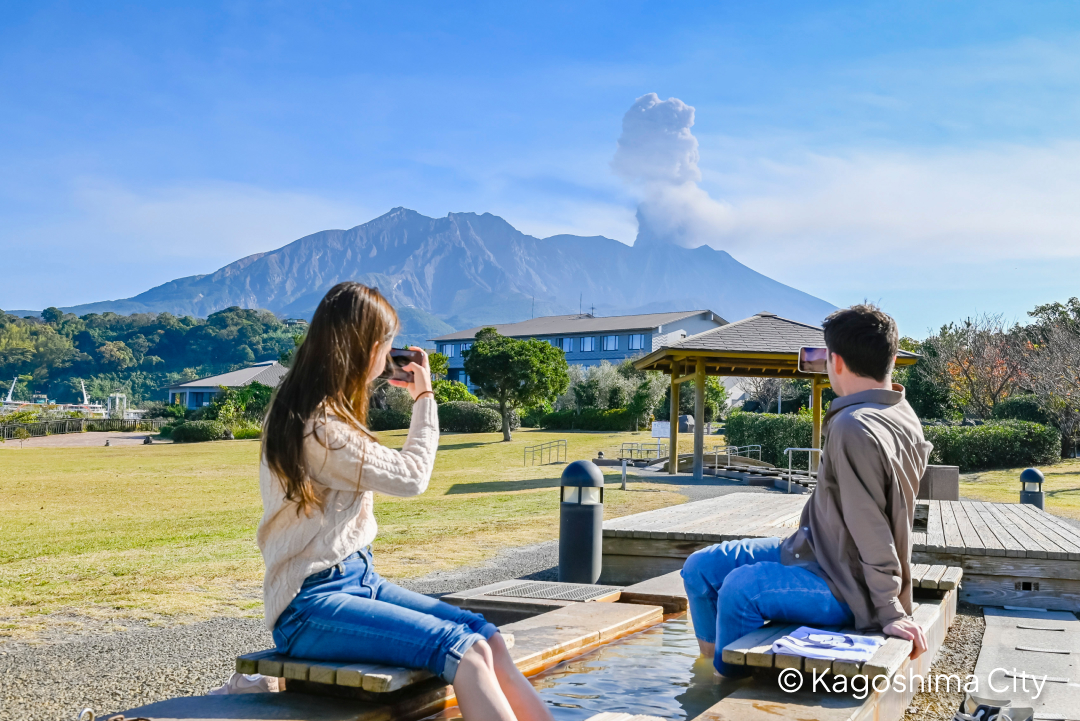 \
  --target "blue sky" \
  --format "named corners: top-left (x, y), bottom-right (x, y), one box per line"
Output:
top-left (3, 1), bottom-right (1080, 337)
